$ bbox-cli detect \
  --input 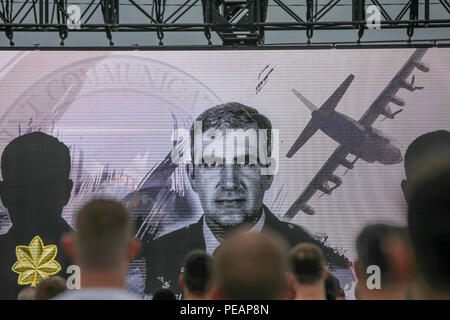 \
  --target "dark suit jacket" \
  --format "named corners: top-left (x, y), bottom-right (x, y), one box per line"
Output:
top-left (143, 207), bottom-right (349, 296)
